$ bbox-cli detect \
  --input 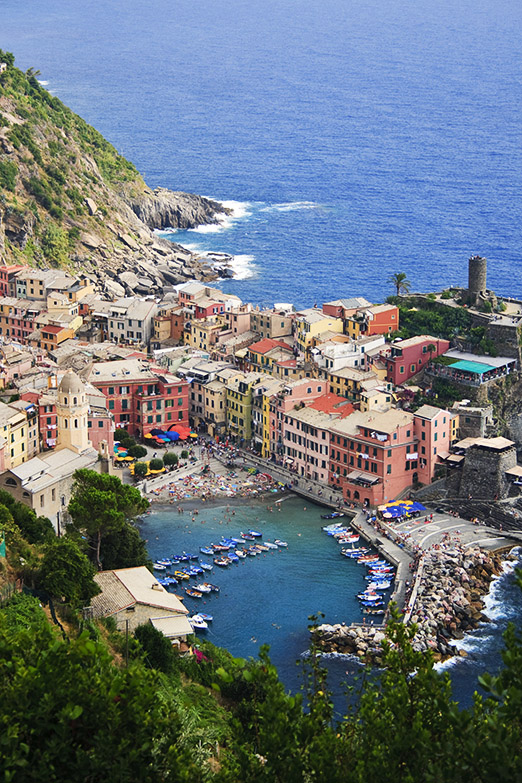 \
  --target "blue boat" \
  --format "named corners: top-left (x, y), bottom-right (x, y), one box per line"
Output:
top-left (248, 530), bottom-right (262, 537)
top-left (228, 553), bottom-right (239, 563)
top-left (197, 612), bottom-right (213, 622)
top-left (189, 566), bottom-right (203, 576)
top-left (199, 562), bottom-right (213, 571)
top-left (200, 547), bottom-right (214, 556)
